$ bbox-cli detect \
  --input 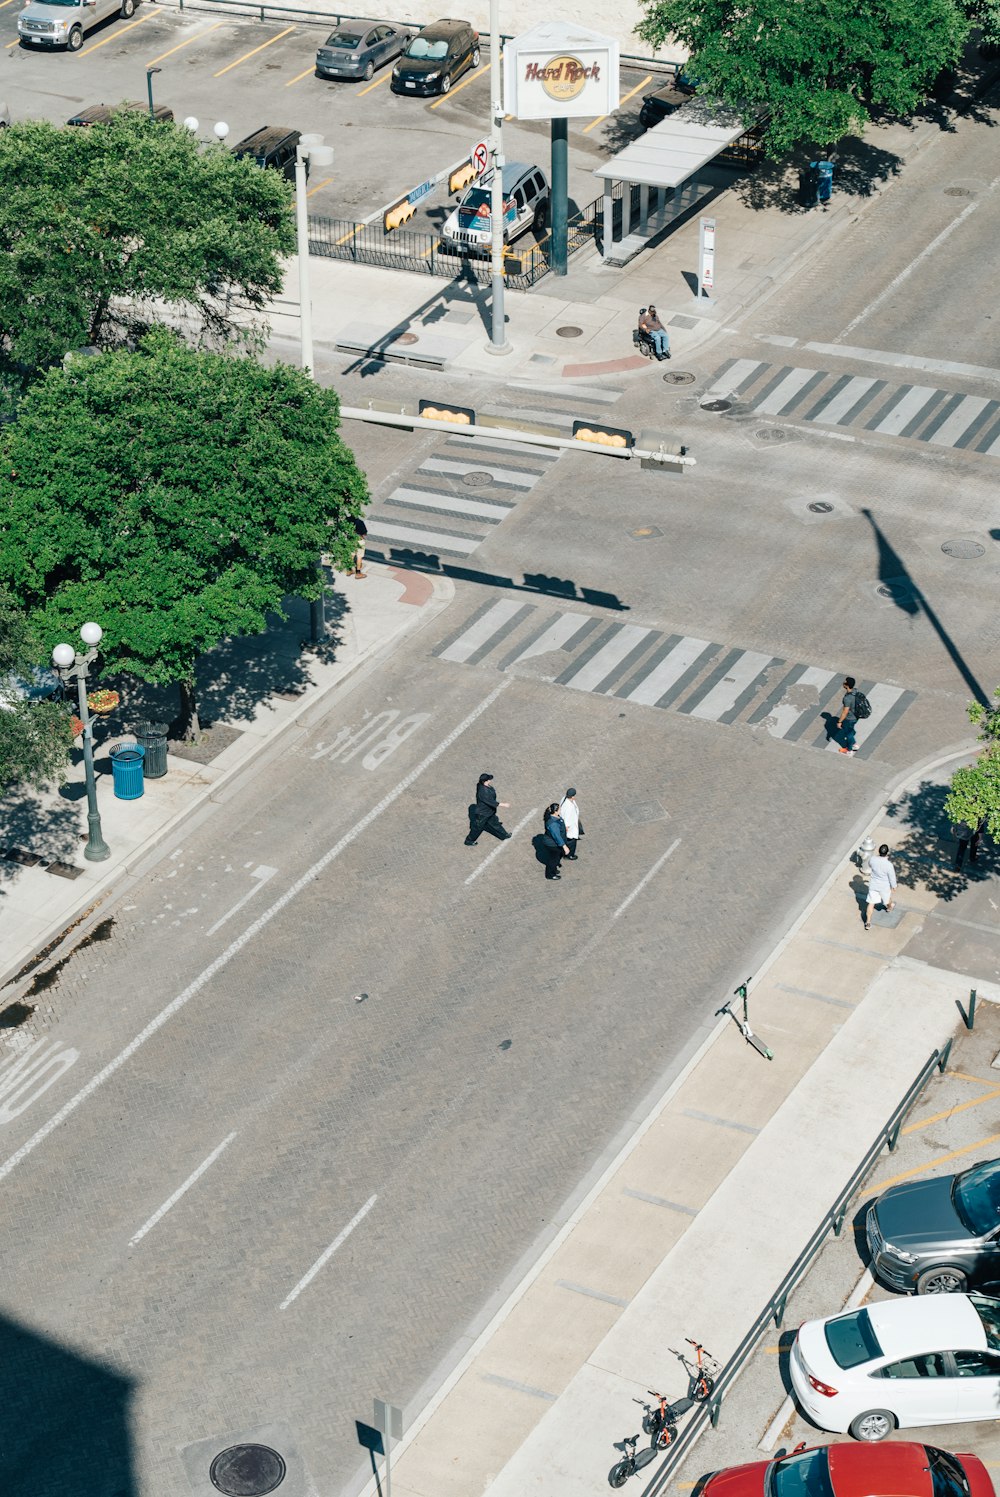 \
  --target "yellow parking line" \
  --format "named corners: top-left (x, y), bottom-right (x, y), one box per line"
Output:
top-left (429, 60), bottom-right (489, 110)
top-left (5, 35), bottom-right (18, 45)
top-left (146, 19), bottom-right (220, 65)
top-left (357, 69), bottom-right (390, 97)
top-left (862, 1132), bottom-right (1000, 1197)
top-left (0, 0), bottom-right (21, 11)
top-left (80, 8), bottom-right (156, 54)
top-left (583, 72), bottom-right (651, 134)
top-left (213, 25), bottom-right (294, 78)
top-left (951, 1071), bottom-right (999, 1089)
top-left (306, 176), bottom-right (333, 198)
top-left (285, 62), bottom-right (315, 86)
top-left (903, 1088), bottom-right (1000, 1134)
top-left (335, 224), bottom-right (361, 245)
